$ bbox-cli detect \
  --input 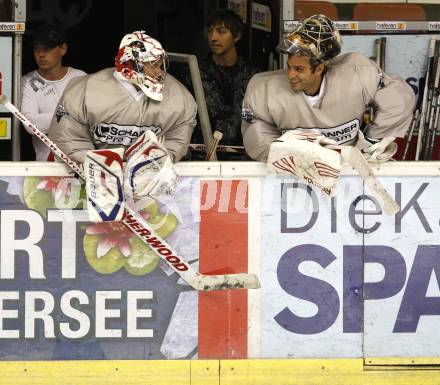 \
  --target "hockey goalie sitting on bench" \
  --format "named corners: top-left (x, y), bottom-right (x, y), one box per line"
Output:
top-left (48, 31), bottom-right (197, 221)
top-left (241, 14), bottom-right (416, 194)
